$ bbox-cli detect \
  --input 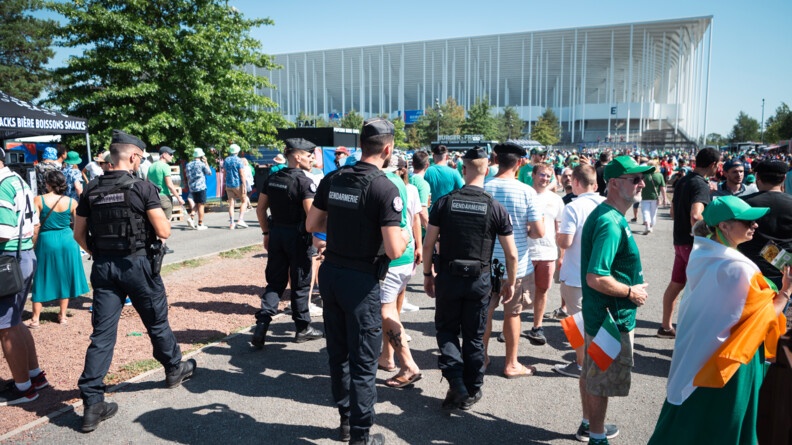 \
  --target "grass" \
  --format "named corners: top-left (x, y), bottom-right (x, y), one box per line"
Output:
top-left (160, 258), bottom-right (209, 275)
top-left (105, 358), bottom-right (162, 386)
top-left (218, 245), bottom-right (258, 259)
